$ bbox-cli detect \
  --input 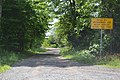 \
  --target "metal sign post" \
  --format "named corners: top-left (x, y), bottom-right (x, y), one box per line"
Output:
top-left (91, 18), bottom-right (113, 55)
top-left (100, 29), bottom-right (103, 54)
